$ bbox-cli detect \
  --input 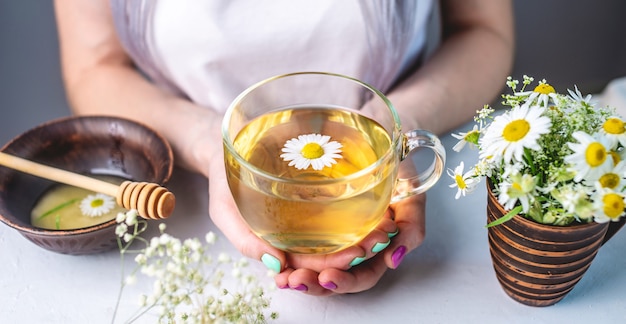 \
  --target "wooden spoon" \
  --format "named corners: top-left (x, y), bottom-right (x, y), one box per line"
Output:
top-left (0, 151), bottom-right (175, 219)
